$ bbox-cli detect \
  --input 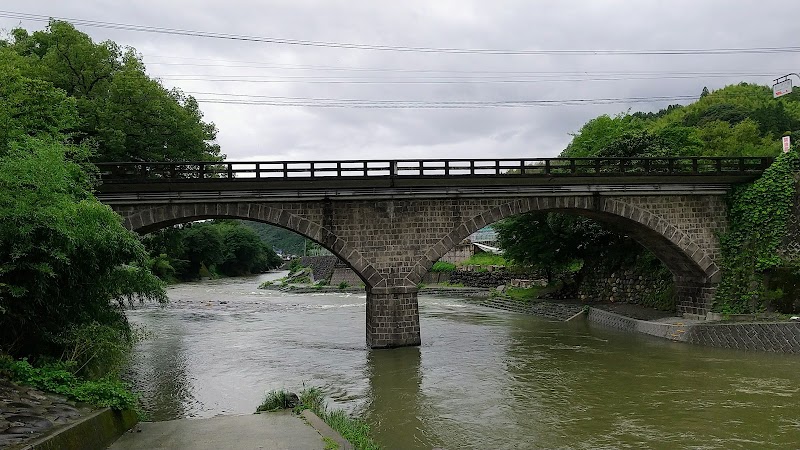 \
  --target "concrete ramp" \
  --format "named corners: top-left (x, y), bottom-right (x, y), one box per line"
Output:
top-left (108, 412), bottom-right (327, 450)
